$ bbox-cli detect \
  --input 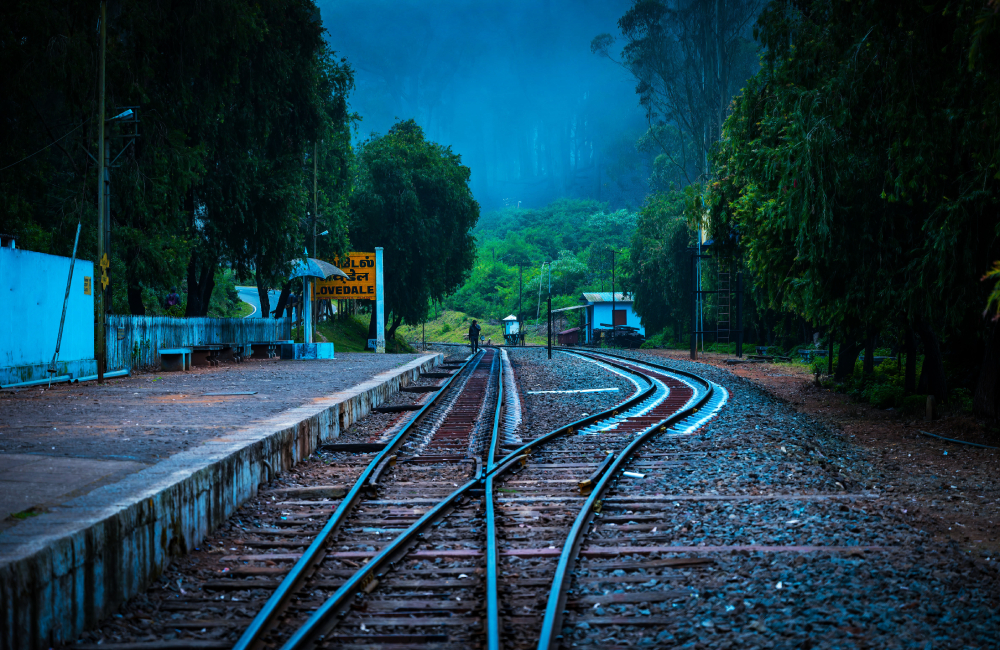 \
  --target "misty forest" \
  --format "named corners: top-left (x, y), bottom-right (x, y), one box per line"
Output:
top-left (3, 0), bottom-right (1000, 417)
